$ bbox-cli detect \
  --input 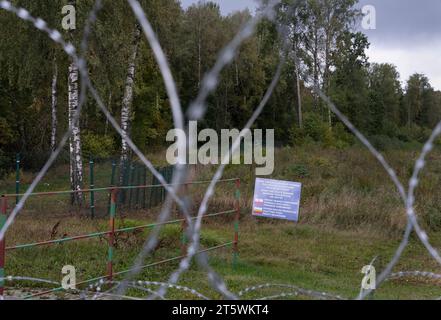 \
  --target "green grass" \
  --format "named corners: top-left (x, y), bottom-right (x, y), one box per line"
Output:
top-left (2, 145), bottom-right (441, 299)
top-left (5, 221), bottom-right (441, 300)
